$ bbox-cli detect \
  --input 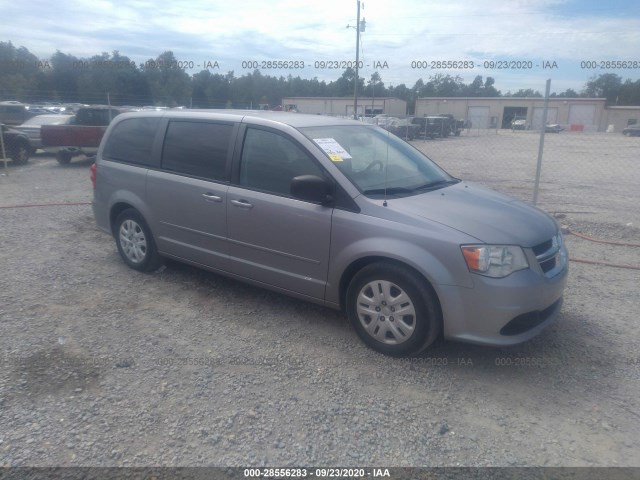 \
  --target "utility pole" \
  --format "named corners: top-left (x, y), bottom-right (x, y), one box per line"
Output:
top-left (533, 79), bottom-right (551, 206)
top-left (371, 78), bottom-right (375, 116)
top-left (353, 0), bottom-right (361, 120)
